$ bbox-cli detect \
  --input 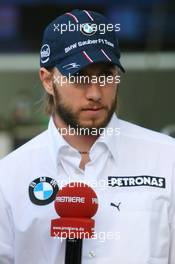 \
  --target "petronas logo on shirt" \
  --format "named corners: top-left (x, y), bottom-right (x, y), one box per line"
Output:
top-left (108, 176), bottom-right (166, 188)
